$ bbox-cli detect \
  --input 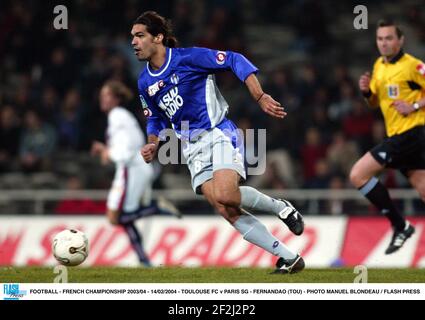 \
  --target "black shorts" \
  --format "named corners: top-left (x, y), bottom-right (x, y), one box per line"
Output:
top-left (370, 125), bottom-right (425, 176)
